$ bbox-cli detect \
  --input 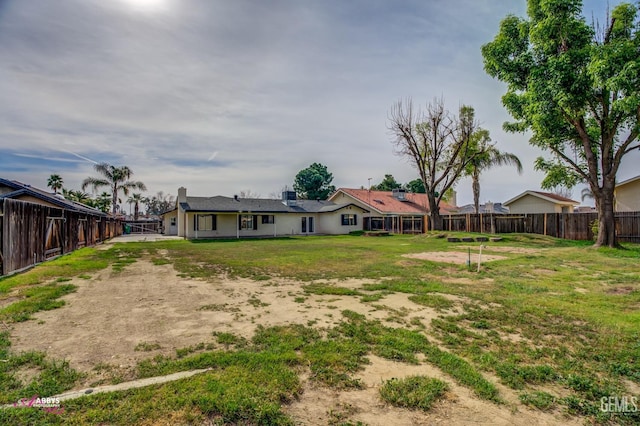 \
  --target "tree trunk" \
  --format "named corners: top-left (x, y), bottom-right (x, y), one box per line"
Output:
top-left (134, 203), bottom-right (139, 221)
top-left (472, 172), bottom-right (480, 214)
top-left (428, 195), bottom-right (443, 231)
top-left (594, 185), bottom-right (619, 248)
